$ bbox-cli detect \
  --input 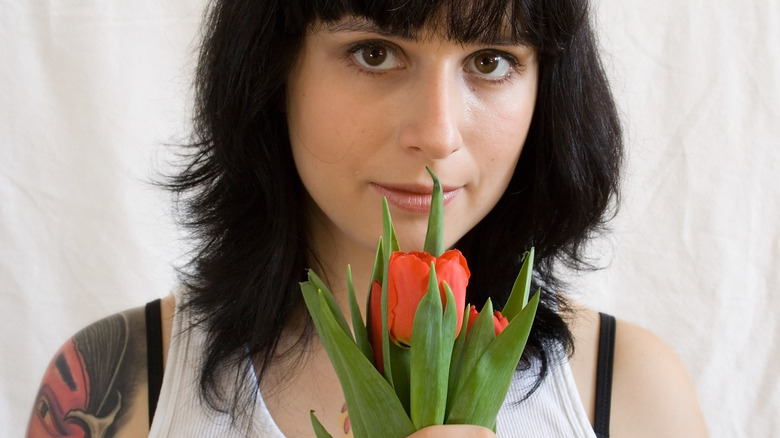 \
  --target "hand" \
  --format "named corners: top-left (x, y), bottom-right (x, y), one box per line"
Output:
top-left (406, 425), bottom-right (497, 438)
